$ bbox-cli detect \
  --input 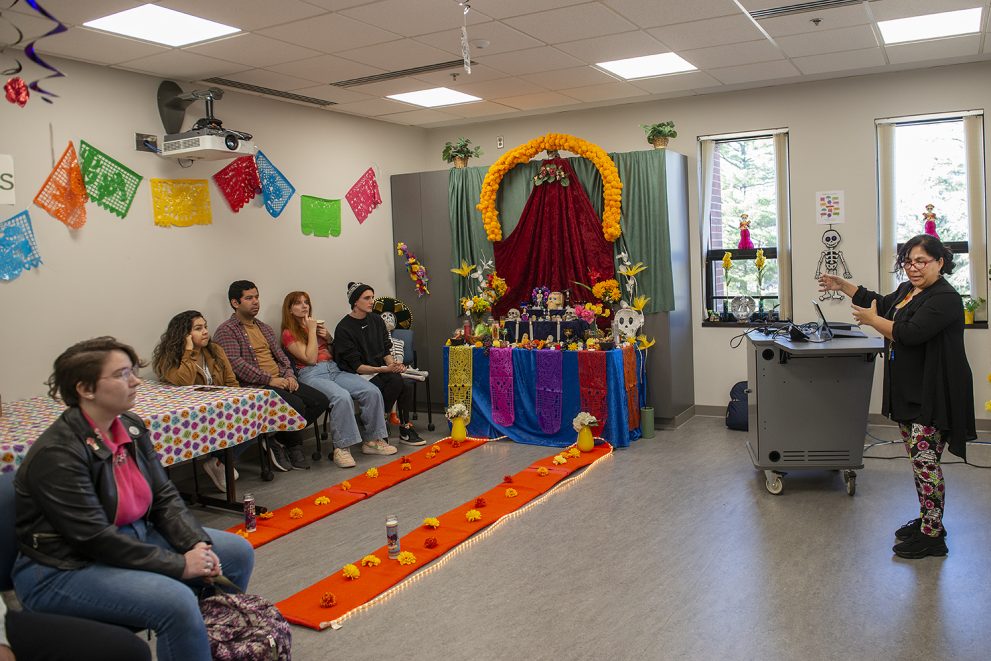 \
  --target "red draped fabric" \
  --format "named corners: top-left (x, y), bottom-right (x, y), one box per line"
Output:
top-left (493, 158), bottom-right (614, 317)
